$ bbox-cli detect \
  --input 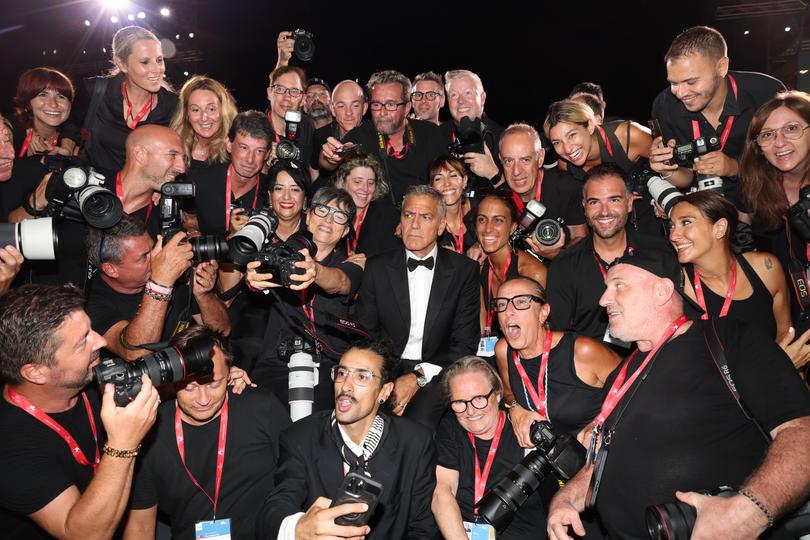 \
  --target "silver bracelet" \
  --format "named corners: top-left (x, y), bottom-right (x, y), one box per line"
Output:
top-left (739, 487), bottom-right (774, 528)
